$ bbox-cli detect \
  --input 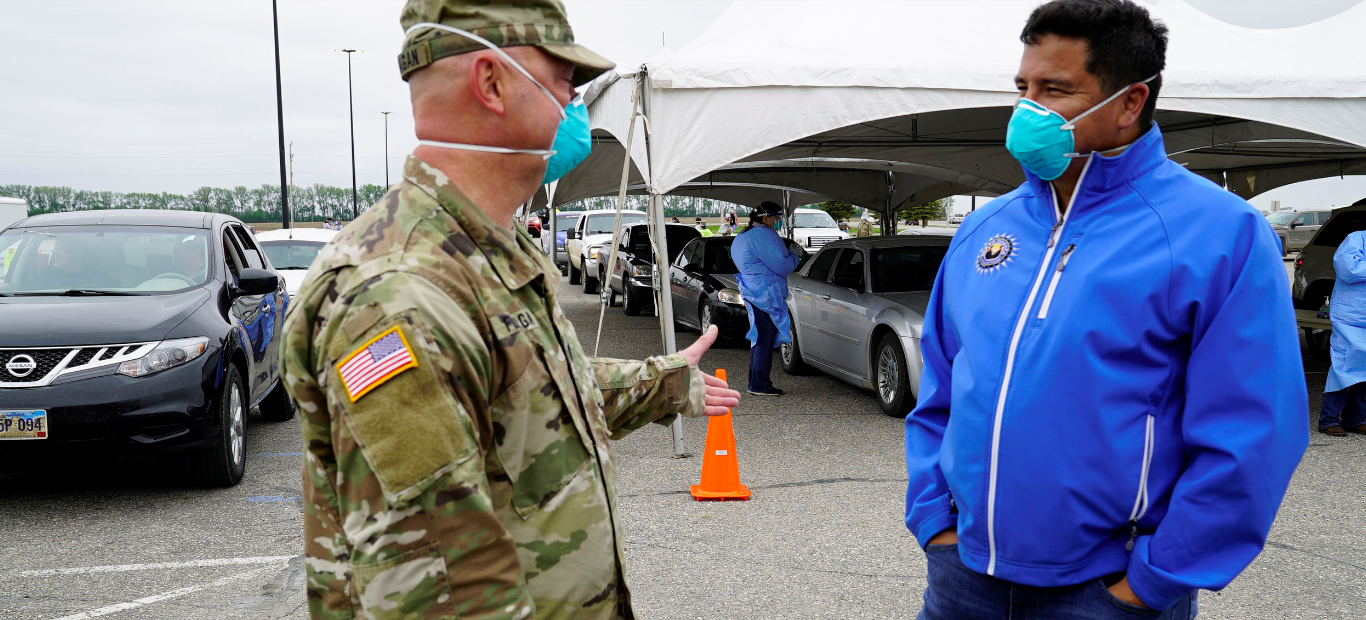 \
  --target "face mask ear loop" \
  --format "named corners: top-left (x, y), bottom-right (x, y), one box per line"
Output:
top-left (404, 22), bottom-right (568, 121)
top-left (1060, 74), bottom-right (1158, 131)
